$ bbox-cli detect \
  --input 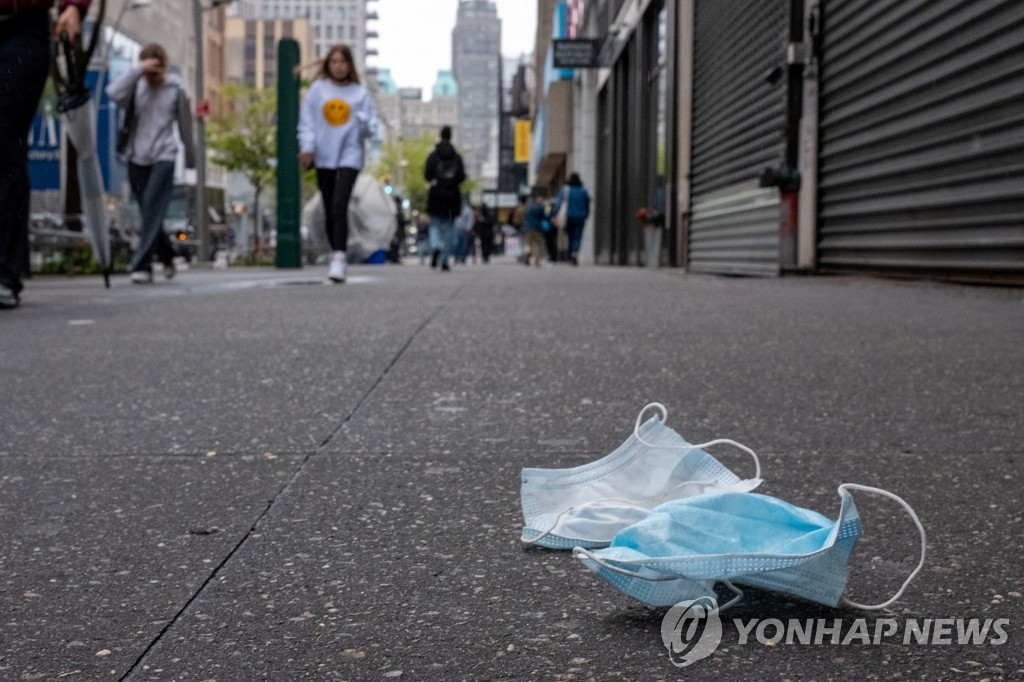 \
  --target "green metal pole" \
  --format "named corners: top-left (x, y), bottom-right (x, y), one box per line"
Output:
top-left (275, 38), bottom-right (302, 268)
